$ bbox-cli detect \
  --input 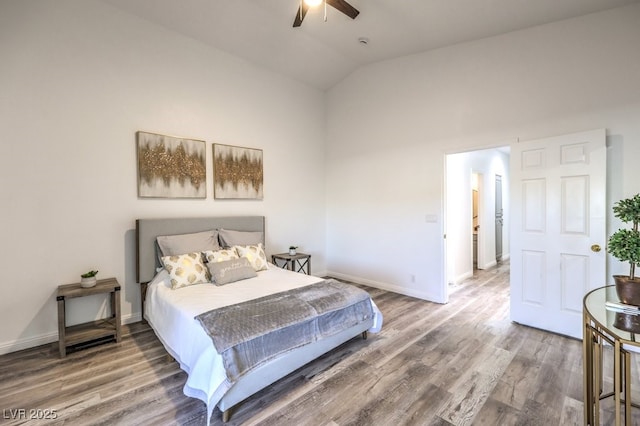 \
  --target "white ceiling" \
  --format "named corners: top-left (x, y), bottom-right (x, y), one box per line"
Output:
top-left (102, 0), bottom-right (640, 90)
